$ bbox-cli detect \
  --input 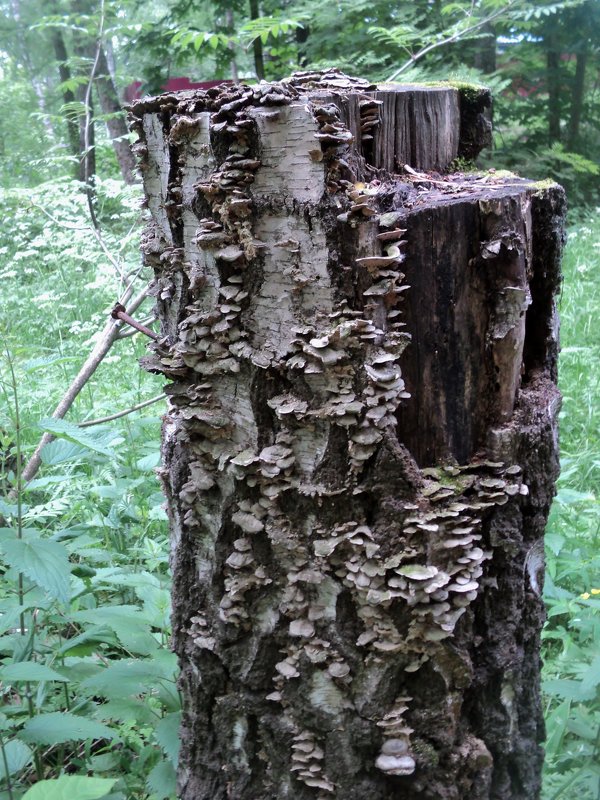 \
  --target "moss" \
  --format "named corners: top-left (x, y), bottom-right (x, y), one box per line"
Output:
top-left (492, 169), bottom-right (521, 180)
top-left (422, 80), bottom-right (490, 101)
top-left (533, 178), bottom-right (559, 194)
top-left (449, 157), bottom-right (479, 173)
top-left (412, 737), bottom-right (439, 768)
top-left (449, 81), bottom-right (489, 102)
